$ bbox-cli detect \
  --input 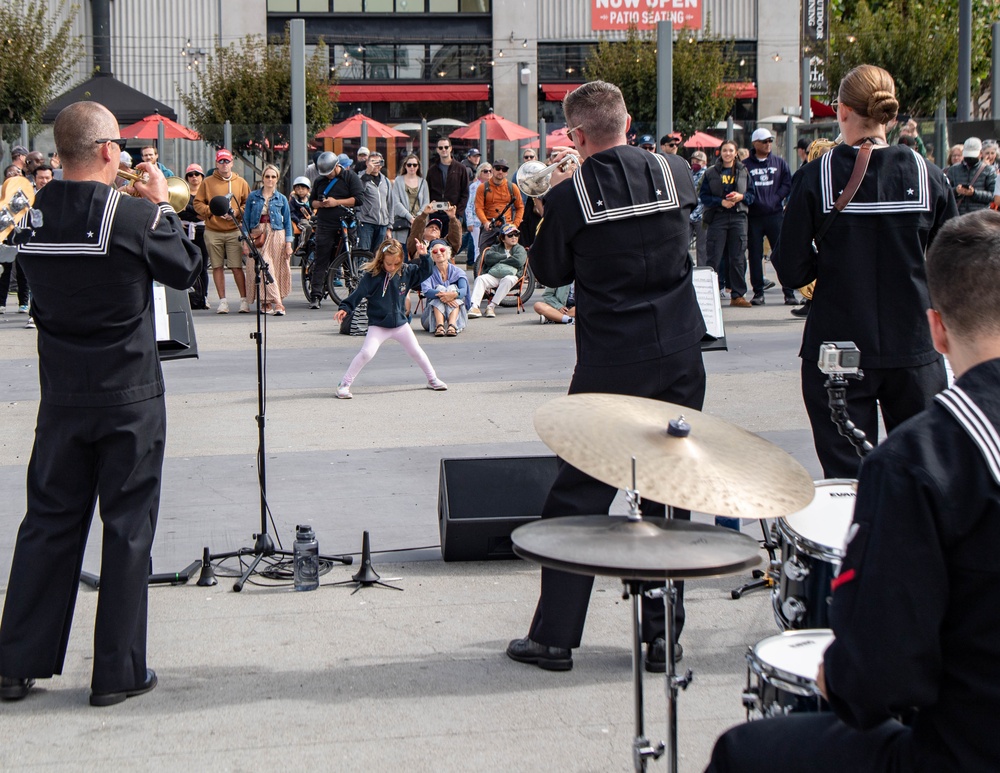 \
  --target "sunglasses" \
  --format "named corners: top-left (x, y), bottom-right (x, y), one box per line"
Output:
top-left (217, 158), bottom-right (232, 164)
top-left (523, 155), bottom-right (536, 160)
top-left (437, 146), bottom-right (451, 150)
top-left (430, 247), bottom-right (449, 254)
top-left (480, 169), bottom-right (492, 175)
top-left (494, 166), bottom-right (509, 172)
top-left (504, 231), bottom-right (520, 238)
top-left (759, 138), bottom-right (774, 143)
top-left (405, 162), bottom-right (419, 168)
top-left (664, 141), bottom-right (680, 147)
top-left (186, 172), bottom-right (203, 178)
top-left (96, 138), bottom-right (128, 150)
